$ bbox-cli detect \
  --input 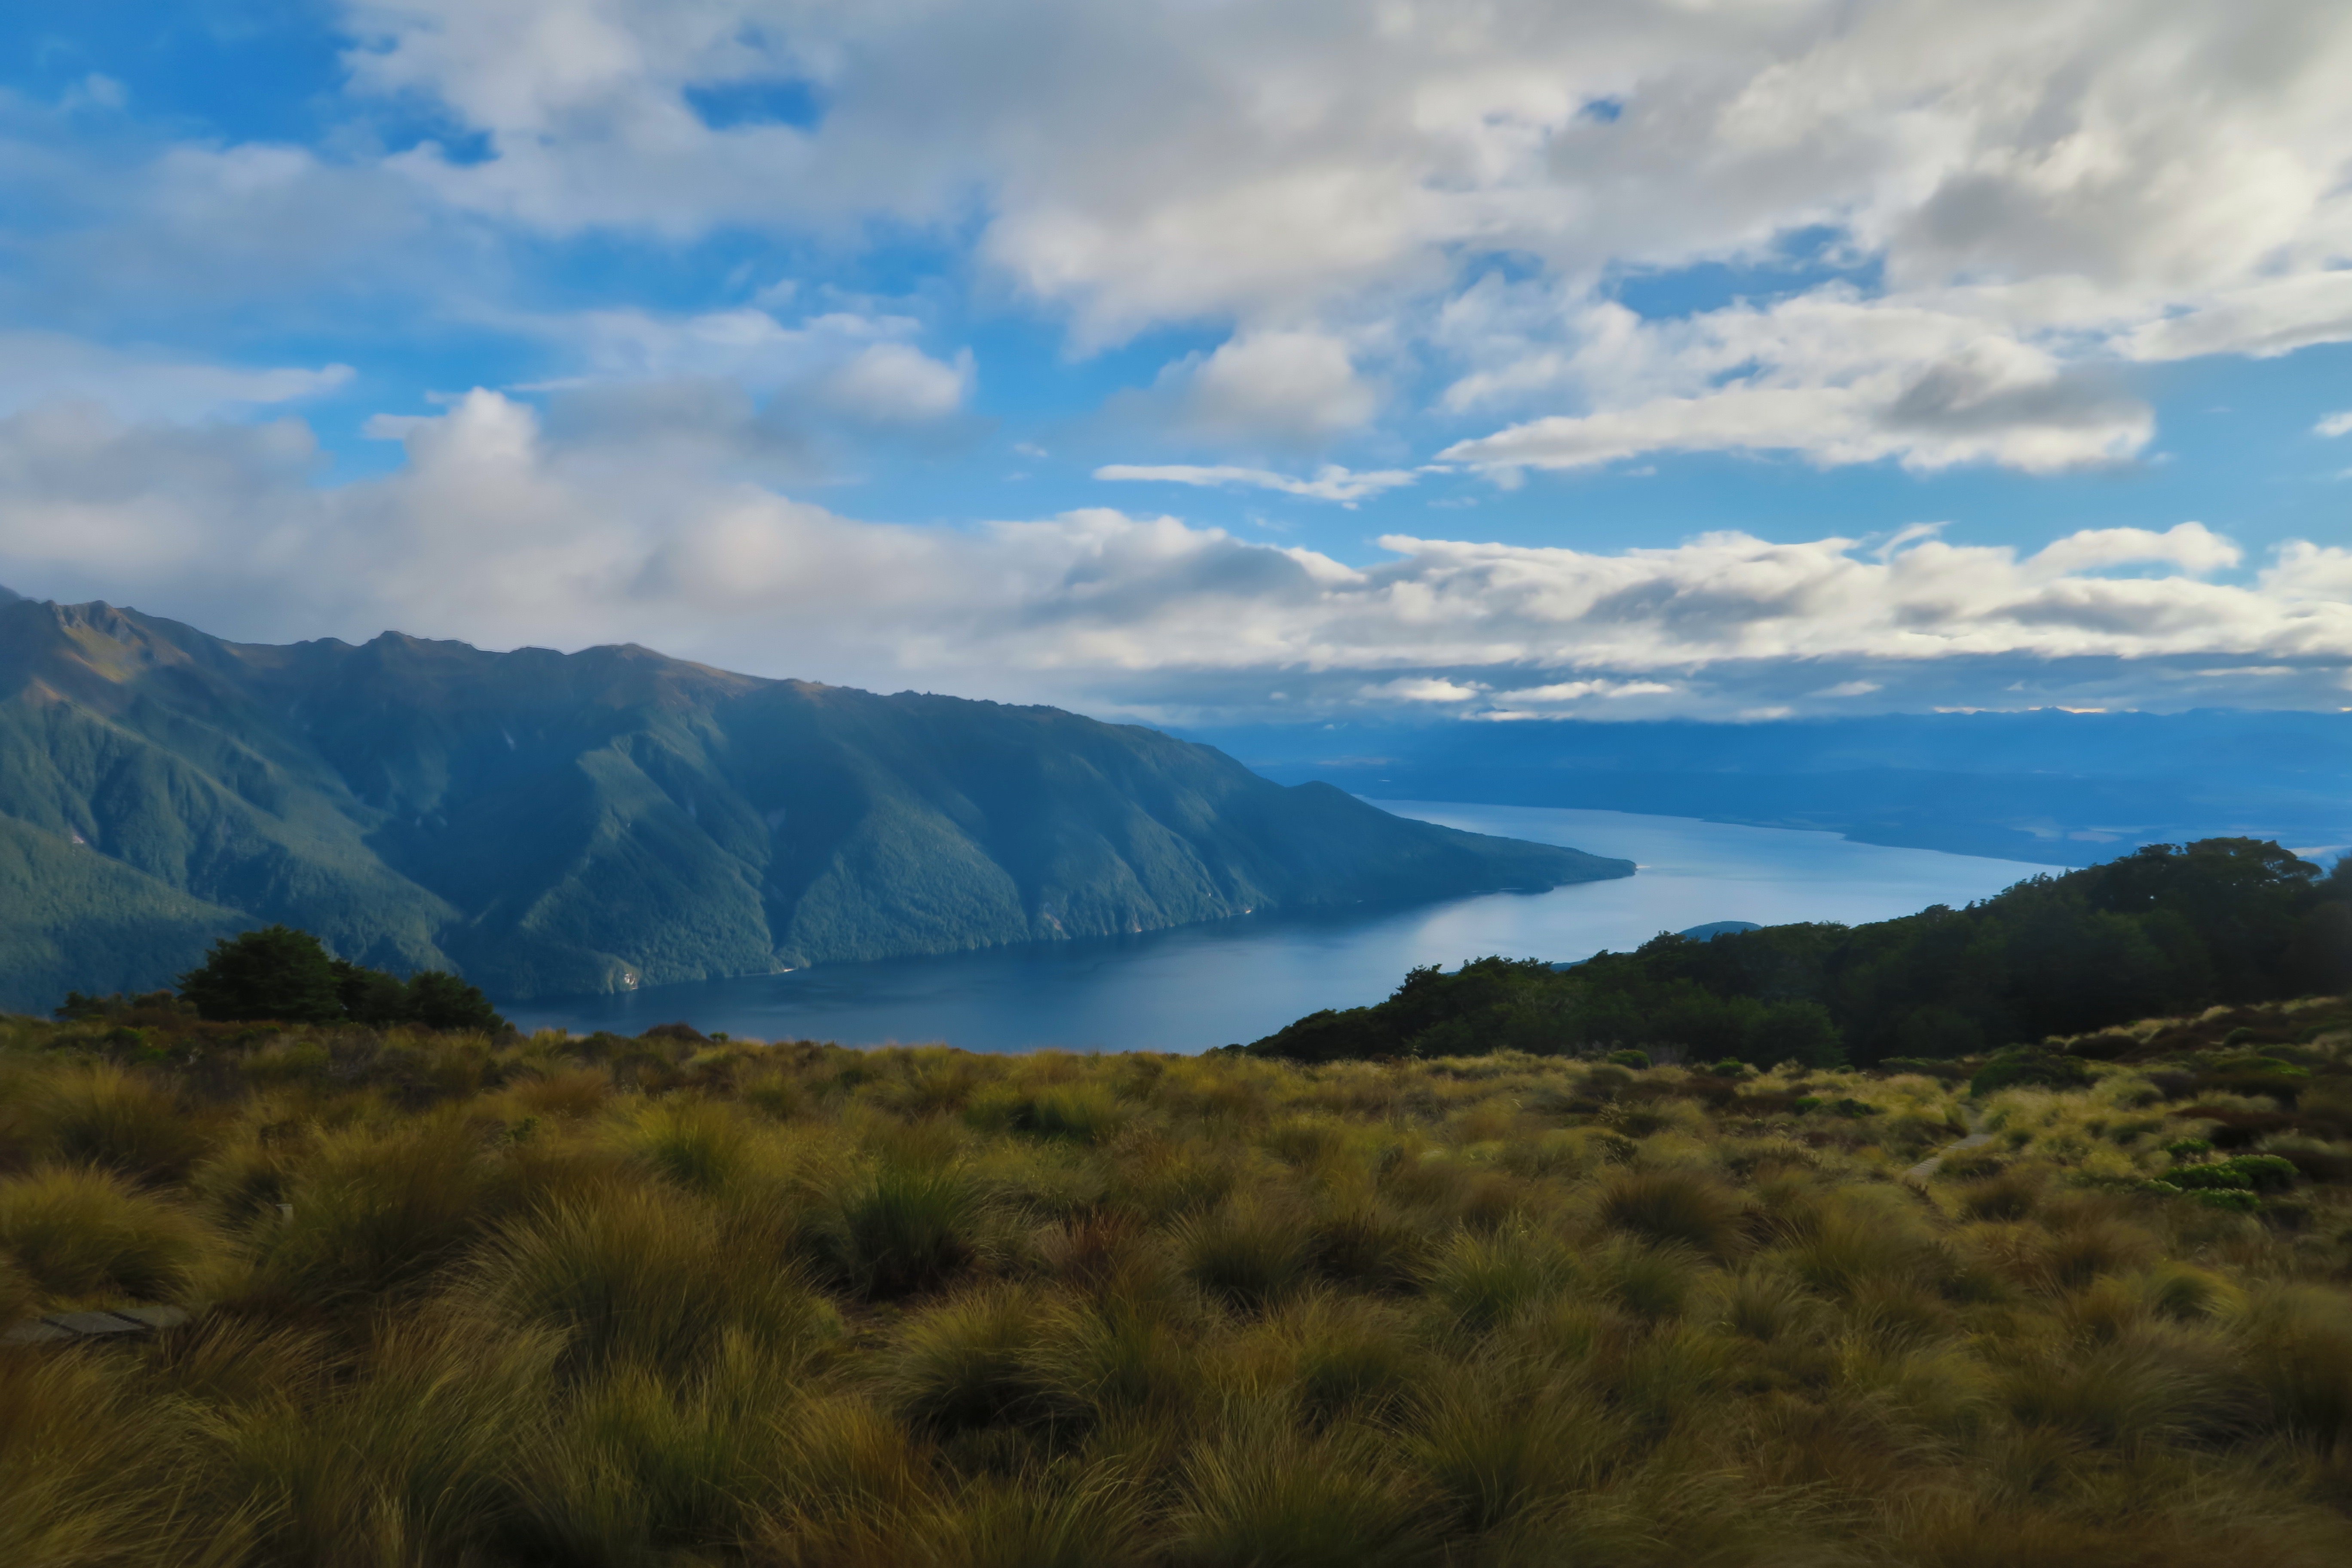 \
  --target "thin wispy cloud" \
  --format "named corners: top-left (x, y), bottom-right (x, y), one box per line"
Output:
top-left (1093, 464), bottom-right (1418, 505)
